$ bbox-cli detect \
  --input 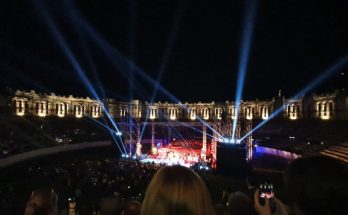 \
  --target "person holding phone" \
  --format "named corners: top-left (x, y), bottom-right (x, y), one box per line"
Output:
top-left (254, 189), bottom-right (288, 215)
